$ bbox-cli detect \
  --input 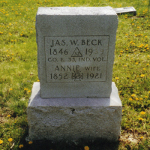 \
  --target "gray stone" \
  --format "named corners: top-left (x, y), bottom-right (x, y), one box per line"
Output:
top-left (27, 7), bottom-right (122, 142)
top-left (114, 7), bottom-right (136, 16)
top-left (36, 7), bottom-right (118, 98)
top-left (27, 82), bottom-right (122, 141)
